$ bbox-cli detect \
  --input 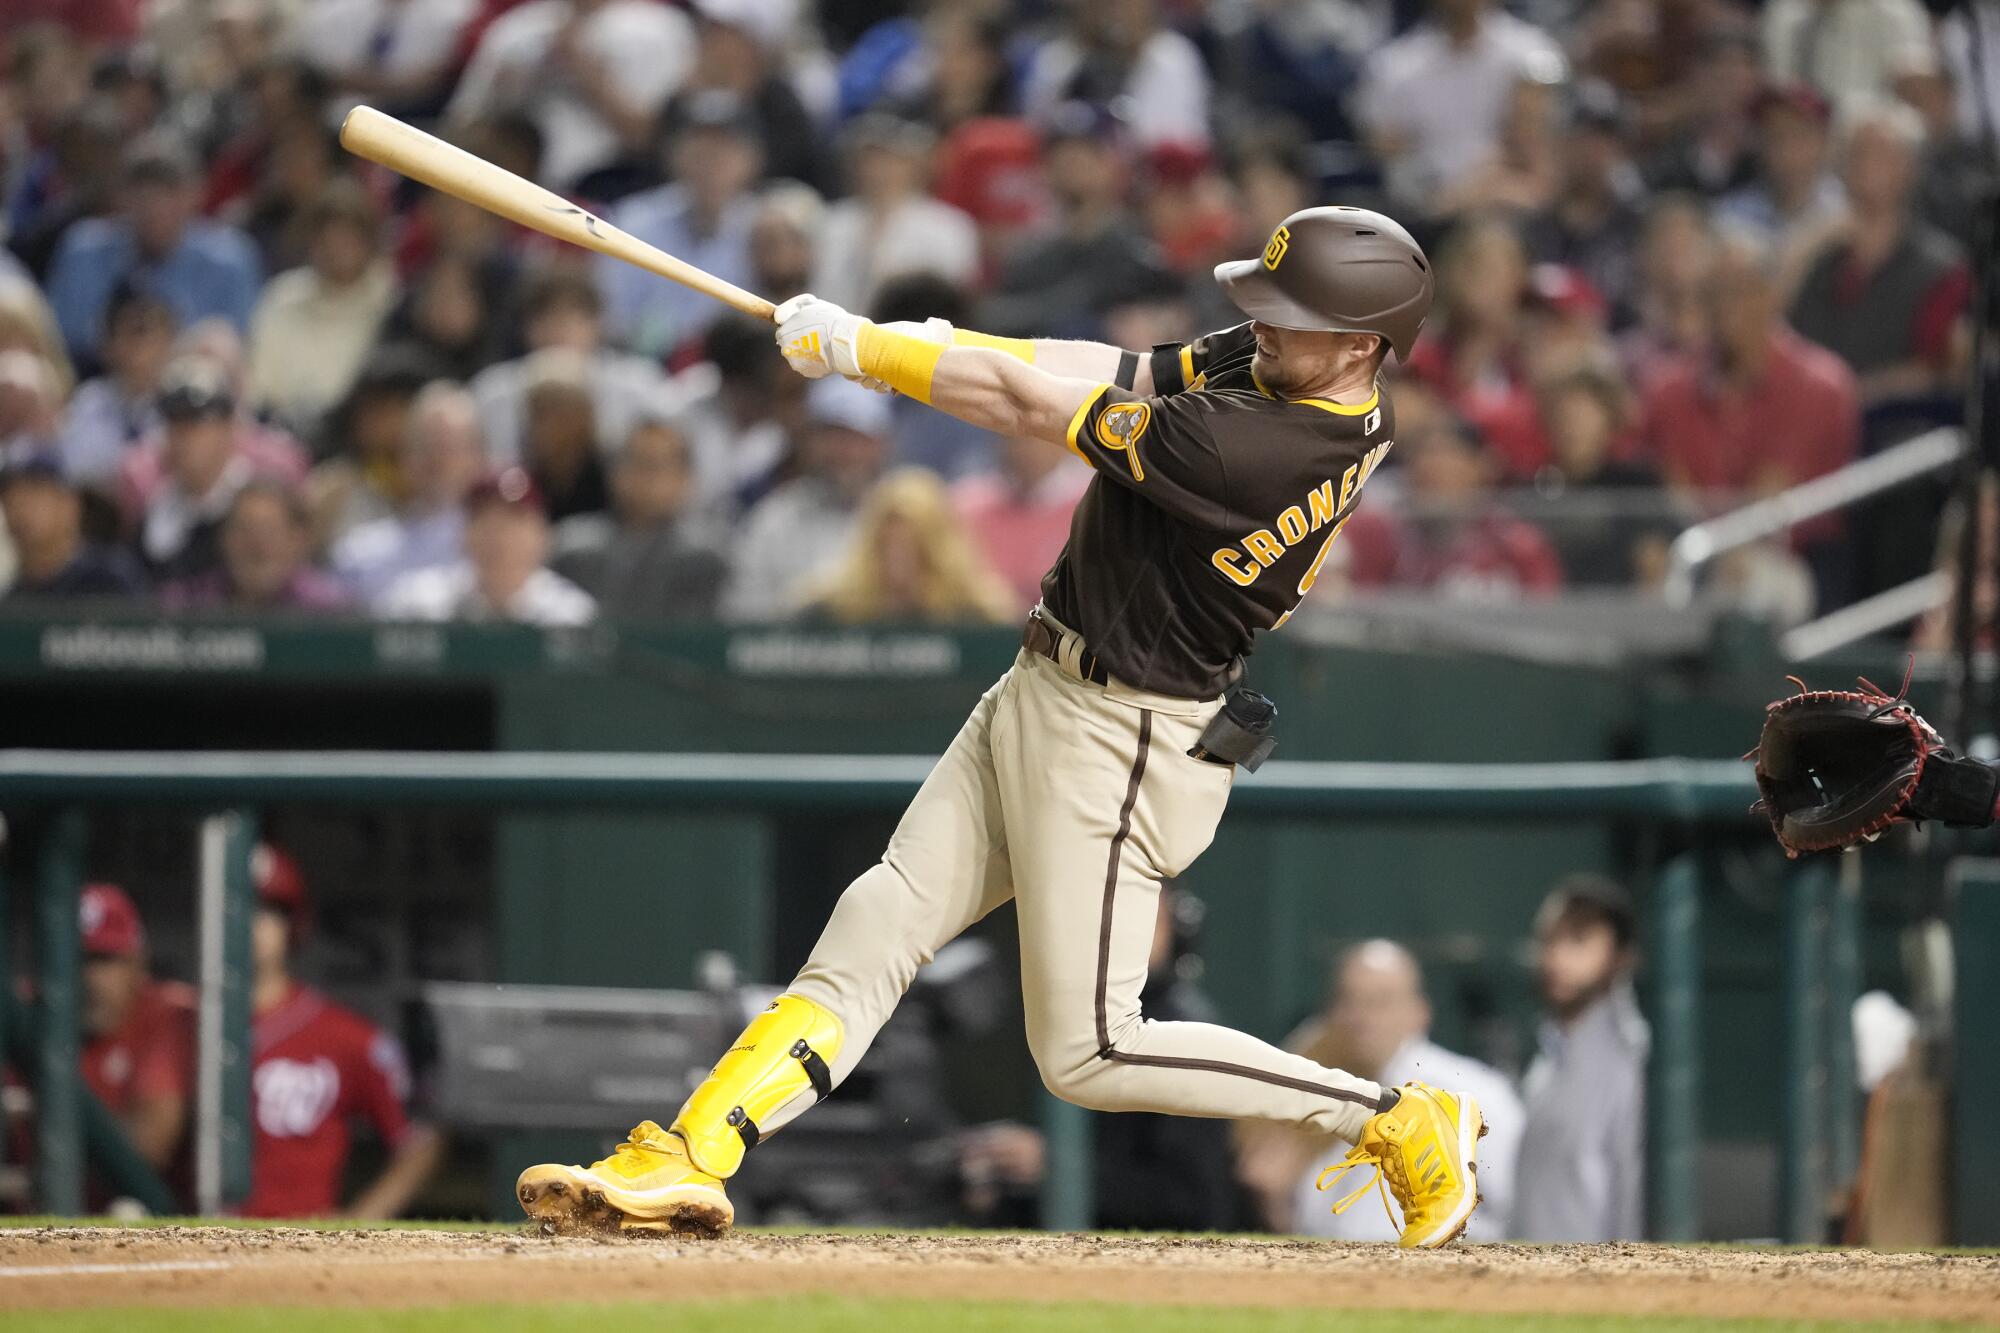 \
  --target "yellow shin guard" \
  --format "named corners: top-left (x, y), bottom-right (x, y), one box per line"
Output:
top-left (672, 993), bottom-right (844, 1178)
